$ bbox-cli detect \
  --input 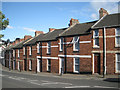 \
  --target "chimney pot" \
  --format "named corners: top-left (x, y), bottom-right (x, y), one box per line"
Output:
top-left (99, 8), bottom-right (108, 19)
top-left (69, 18), bottom-right (79, 26)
